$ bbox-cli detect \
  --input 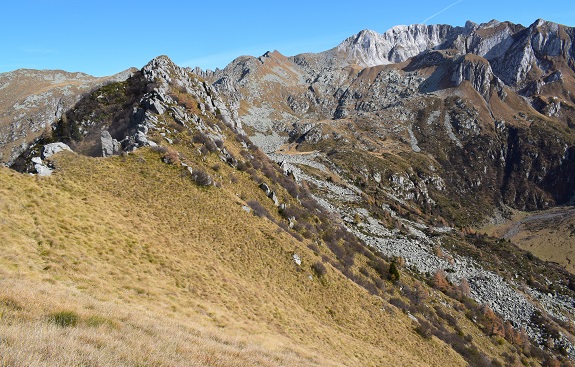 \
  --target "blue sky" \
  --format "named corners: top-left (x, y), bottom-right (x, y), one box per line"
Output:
top-left (1, 0), bottom-right (574, 76)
